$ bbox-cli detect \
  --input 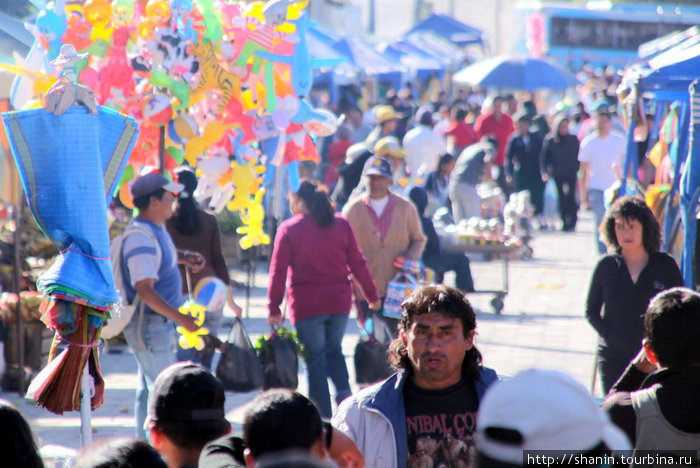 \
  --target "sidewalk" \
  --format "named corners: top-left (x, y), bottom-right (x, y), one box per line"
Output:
top-left (4, 209), bottom-right (602, 452)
